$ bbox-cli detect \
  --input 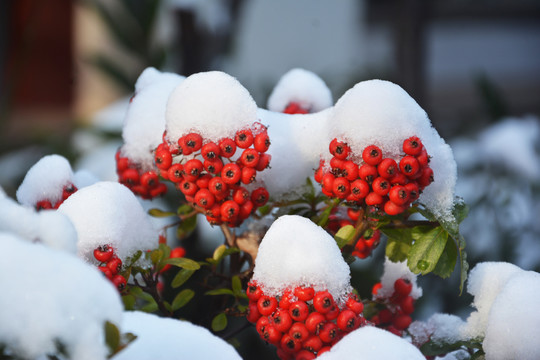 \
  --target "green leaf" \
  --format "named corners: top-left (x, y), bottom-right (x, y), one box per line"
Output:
top-left (232, 275), bottom-right (245, 298)
top-left (213, 244), bottom-right (227, 261)
top-left (257, 204), bottom-right (272, 216)
top-left (177, 214), bottom-right (197, 239)
top-left (150, 249), bottom-right (164, 265)
top-left (177, 204), bottom-right (194, 215)
top-left (407, 226), bottom-right (448, 275)
top-left (432, 234), bottom-right (458, 278)
top-left (148, 208), bottom-right (176, 217)
top-left (211, 313), bottom-right (228, 332)
top-left (163, 301), bottom-right (173, 313)
top-left (172, 269), bottom-right (196, 288)
top-left (334, 225), bottom-right (355, 249)
top-left (172, 289), bottom-right (195, 311)
top-left (162, 257), bottom-right (200, 270)
top-left (205, 288), bottom-right (235, 296)
top-left (420, 338), bottom-right (483, 357)
top-left (381, 228), bottom-right (414, 262)
top-left (104, 321), bottom-right (120, 353)
top-left (140, 301), bottom-right (159, 313)
top-left (122, 294), bottom-right (136, 310)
